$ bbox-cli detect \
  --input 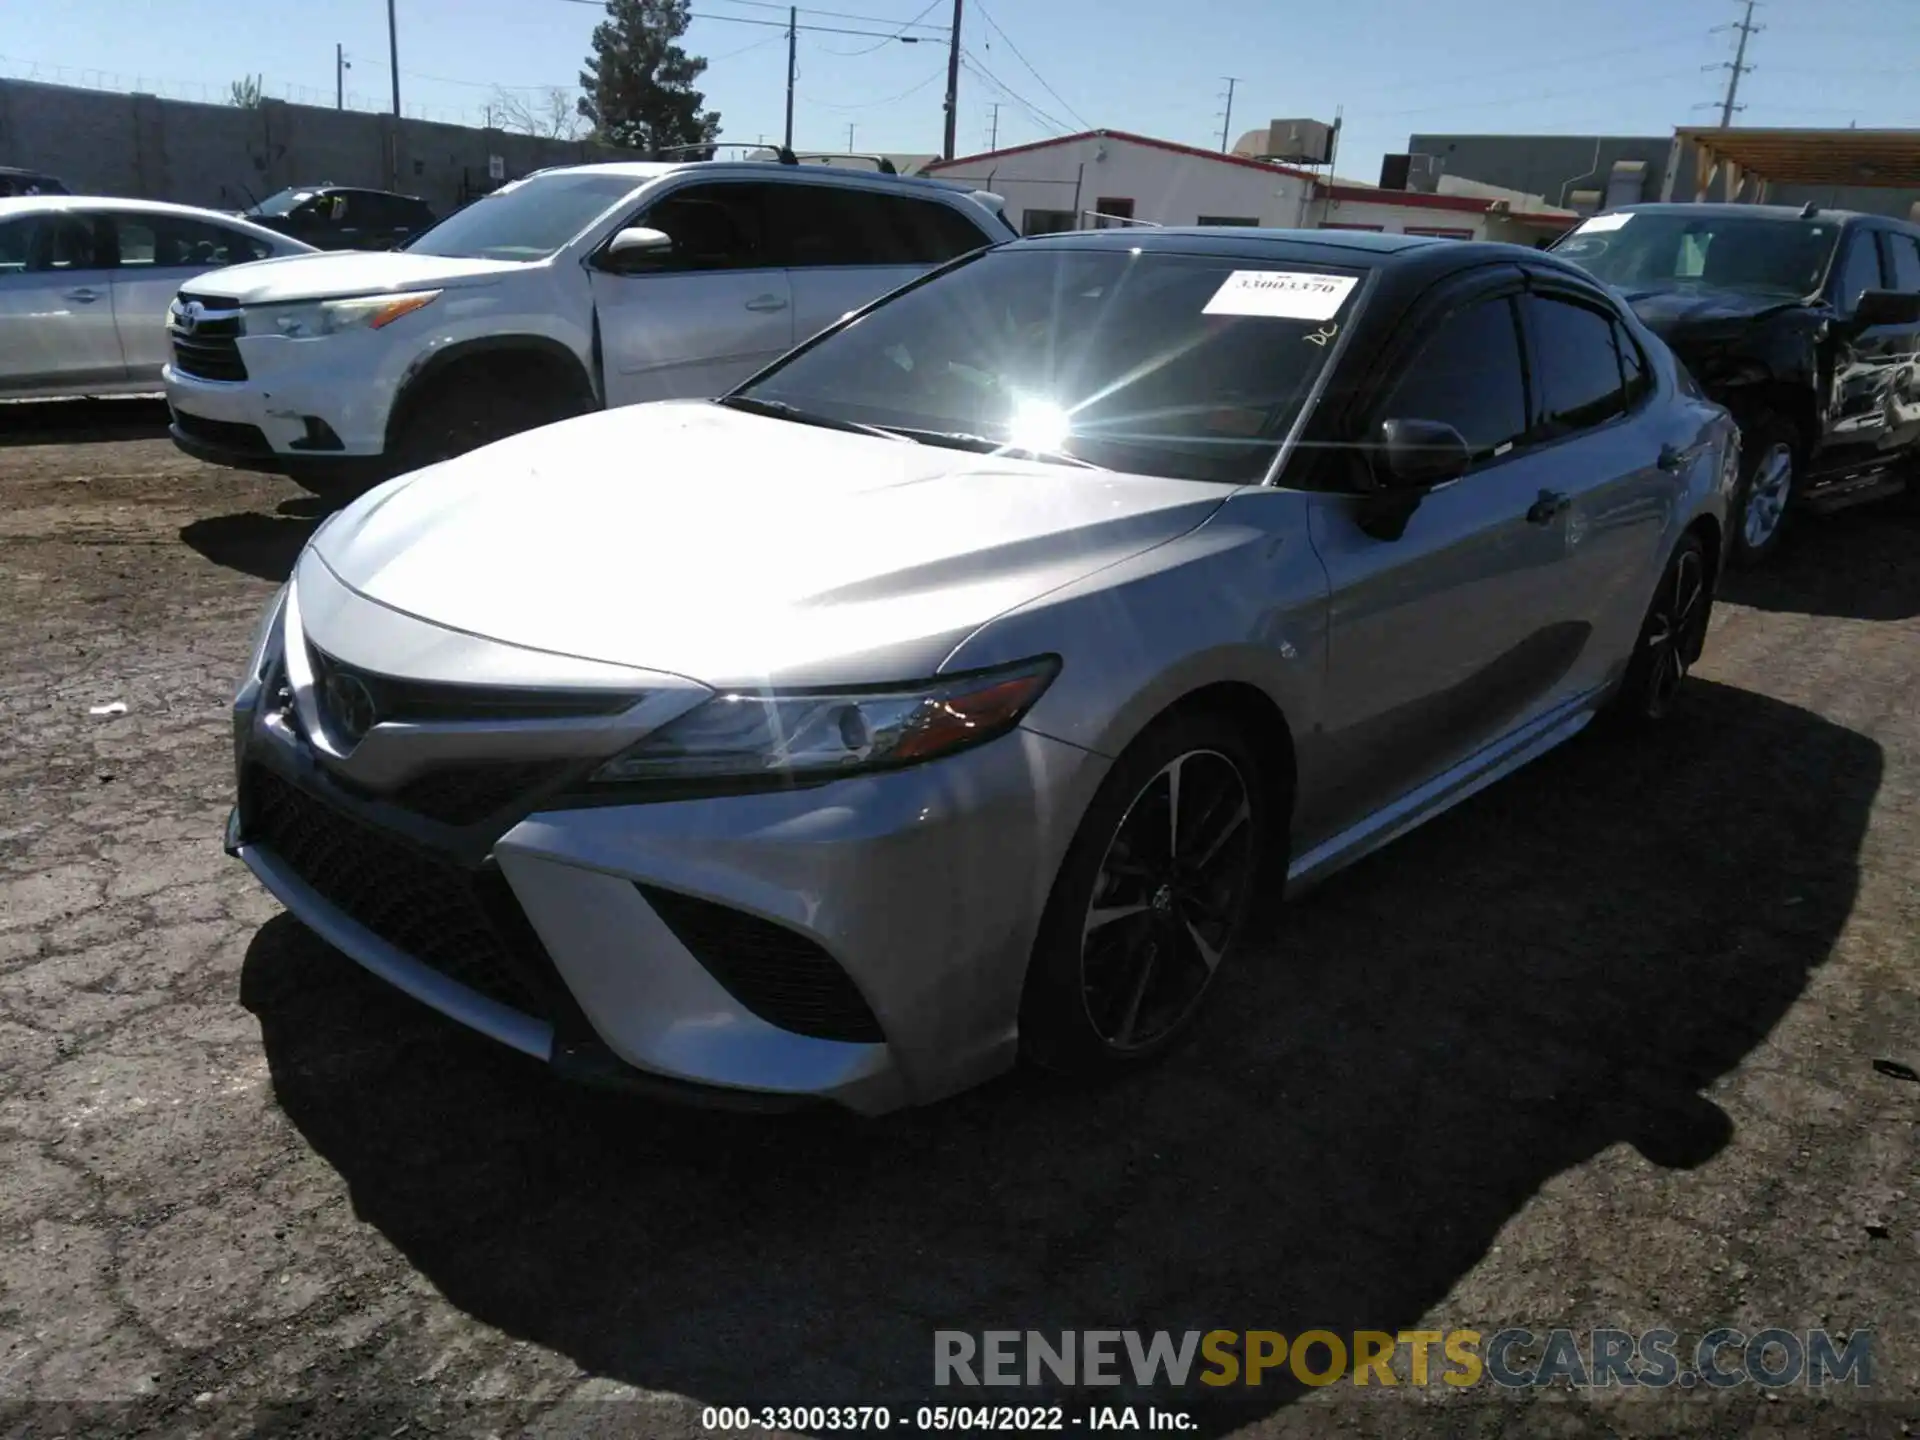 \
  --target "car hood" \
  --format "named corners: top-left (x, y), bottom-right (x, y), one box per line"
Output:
top-left (179, 249), bottom-right (525, 303)
top-left (1621, 285), bottom-right (1809, 341)
top-left (306, 401), bottom-right (1231, 687)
